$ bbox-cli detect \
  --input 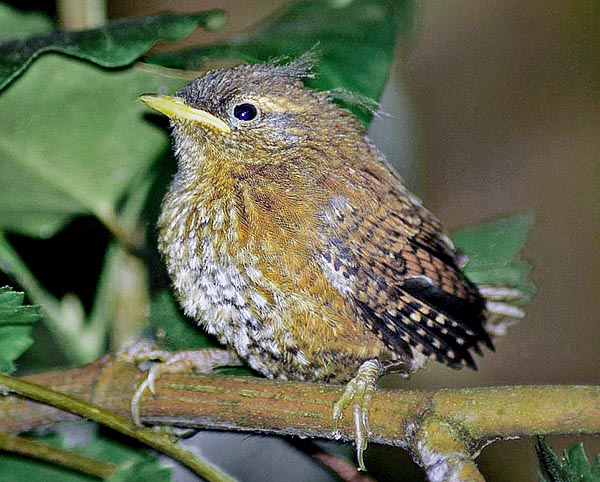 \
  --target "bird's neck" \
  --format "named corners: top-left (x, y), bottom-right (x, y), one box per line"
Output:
top-left (158, 152), bottom-right (327, 260)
